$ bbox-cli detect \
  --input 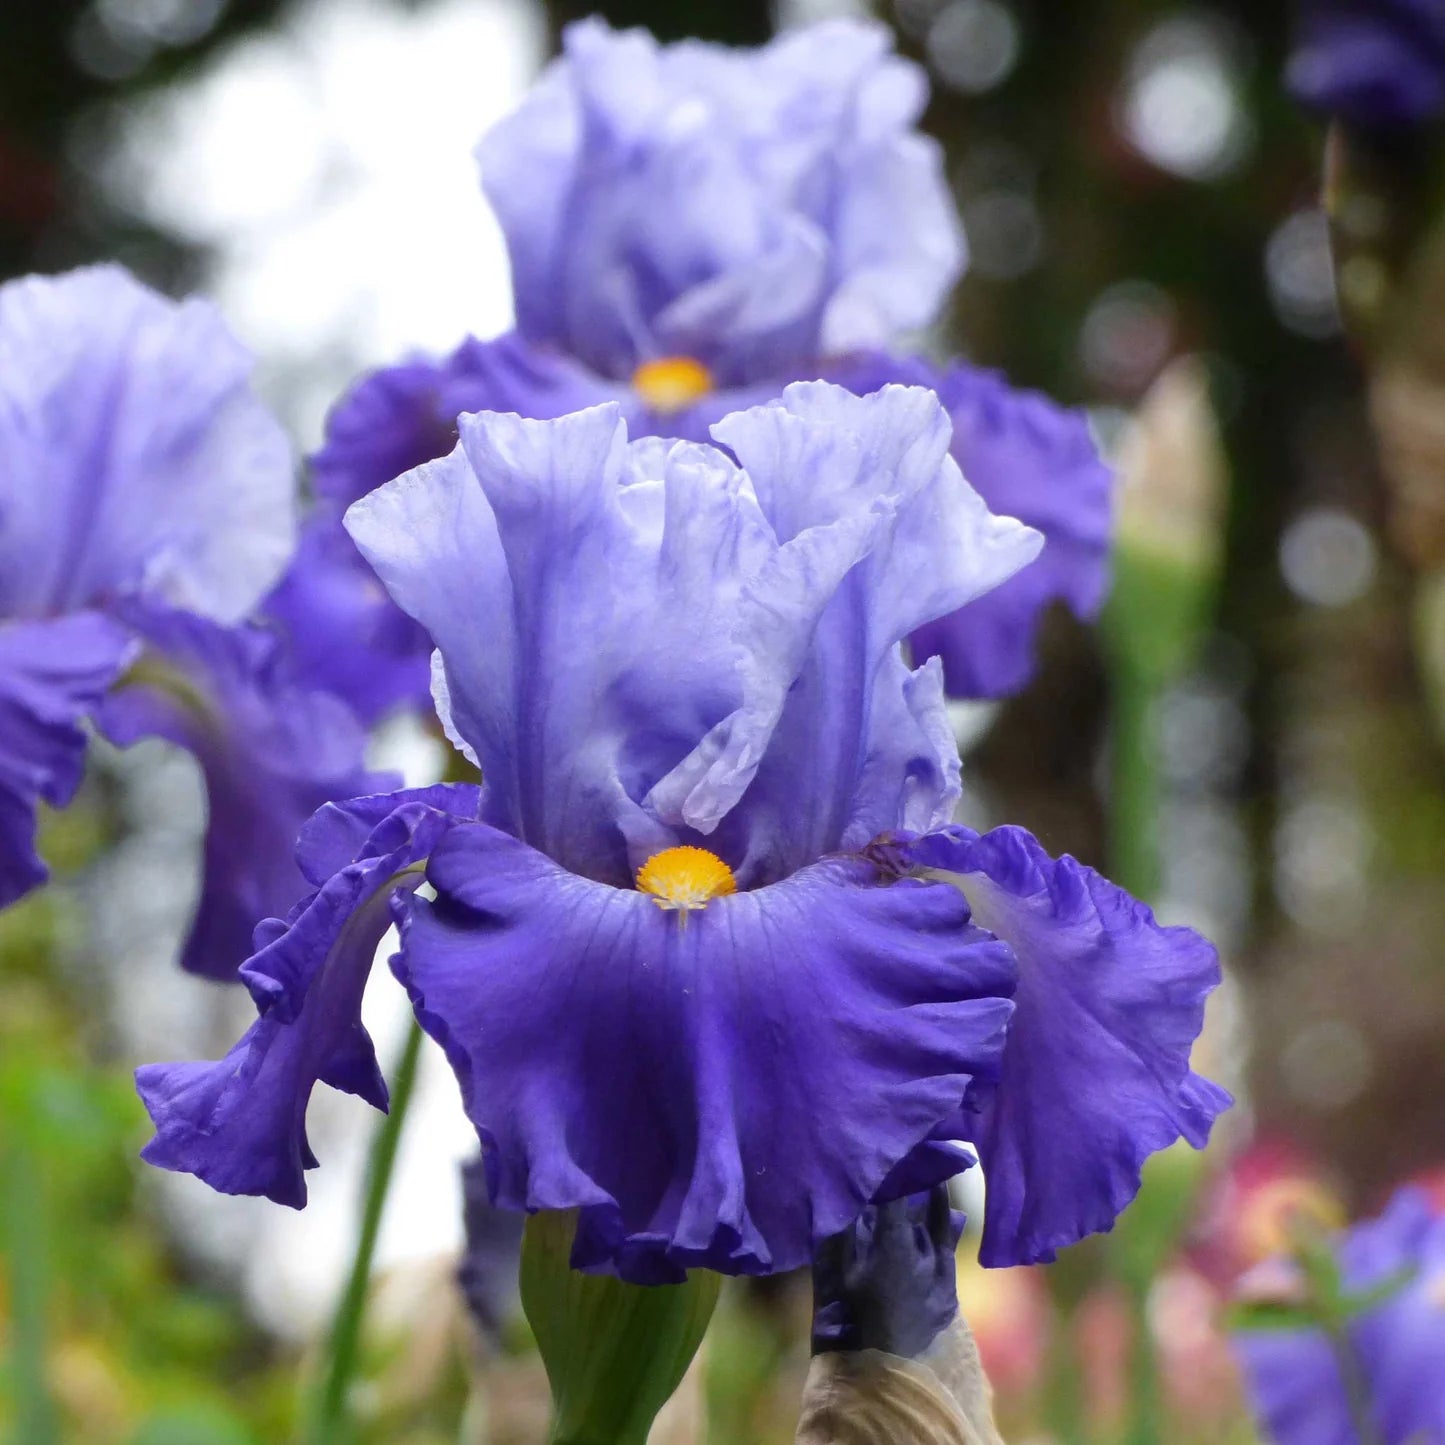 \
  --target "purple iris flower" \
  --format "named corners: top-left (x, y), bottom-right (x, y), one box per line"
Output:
top-left (0, 265), bottom-right (390, 976)
top-left (0, 265), bottom-right (292, 907)
top-left (1288, 0), bottom-right (1445, 128)
top-left (321, 20), bottom-right (1105, 701)
top-left (1235, 1187), bottom-right (1445, 1445)
top-left (270, 17), bottom-right (977, 716)
top-left (136, 384), bottom-right (1225, 1285)
top-left (291, 19), bottom-right (1113, 708)
top-left (482, 17), bottom-right (963, 394)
